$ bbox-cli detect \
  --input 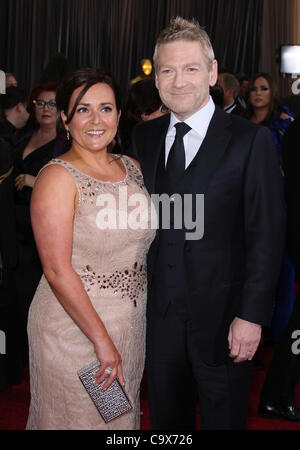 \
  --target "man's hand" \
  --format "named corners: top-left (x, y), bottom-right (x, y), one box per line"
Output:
top-left (228, 317), bottom-right (262, 363)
